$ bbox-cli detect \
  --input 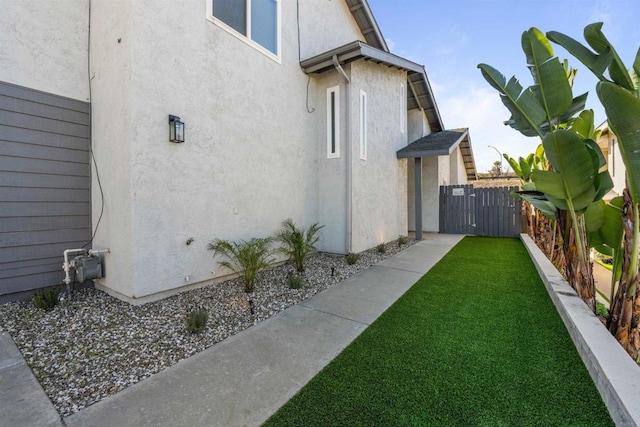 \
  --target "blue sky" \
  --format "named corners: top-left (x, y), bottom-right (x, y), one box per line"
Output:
top-left (368, 0), bottom-right (640, 173)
